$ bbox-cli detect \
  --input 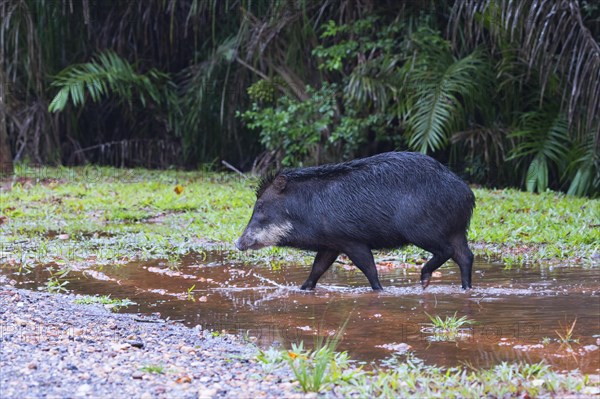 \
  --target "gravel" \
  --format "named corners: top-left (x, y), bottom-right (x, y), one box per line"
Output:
top-left (0, 282), bottom-right (308, 398)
